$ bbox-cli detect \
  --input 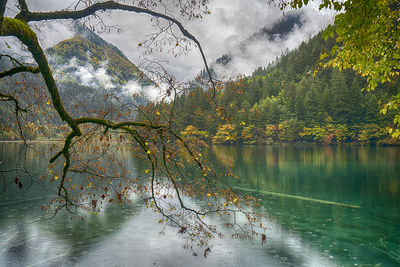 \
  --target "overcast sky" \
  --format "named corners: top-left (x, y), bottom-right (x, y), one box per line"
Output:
top-left (4, 0), bottom-right (335, 81)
